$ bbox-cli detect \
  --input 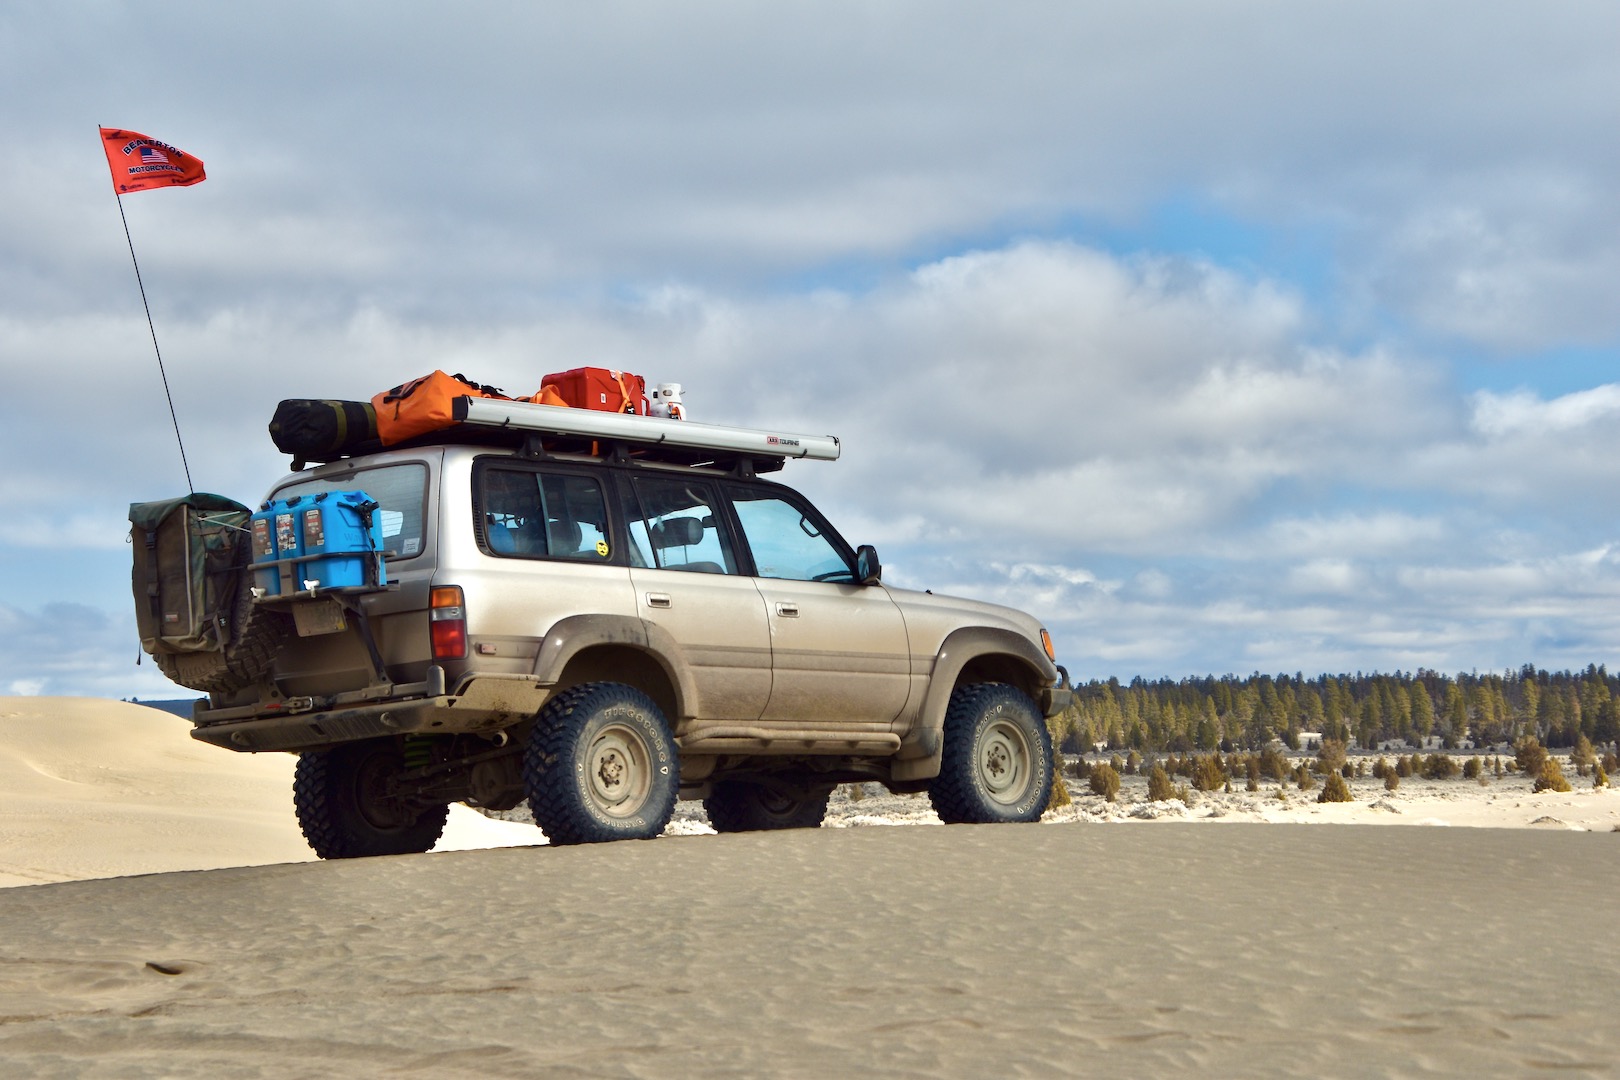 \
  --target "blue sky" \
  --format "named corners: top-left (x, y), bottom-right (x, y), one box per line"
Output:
top-left (1, 1), bottom-right (1618, 696)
